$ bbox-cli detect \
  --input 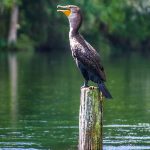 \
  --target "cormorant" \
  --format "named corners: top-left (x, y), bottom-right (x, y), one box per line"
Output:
top-left (57, 5), bottom-right (112, 99)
